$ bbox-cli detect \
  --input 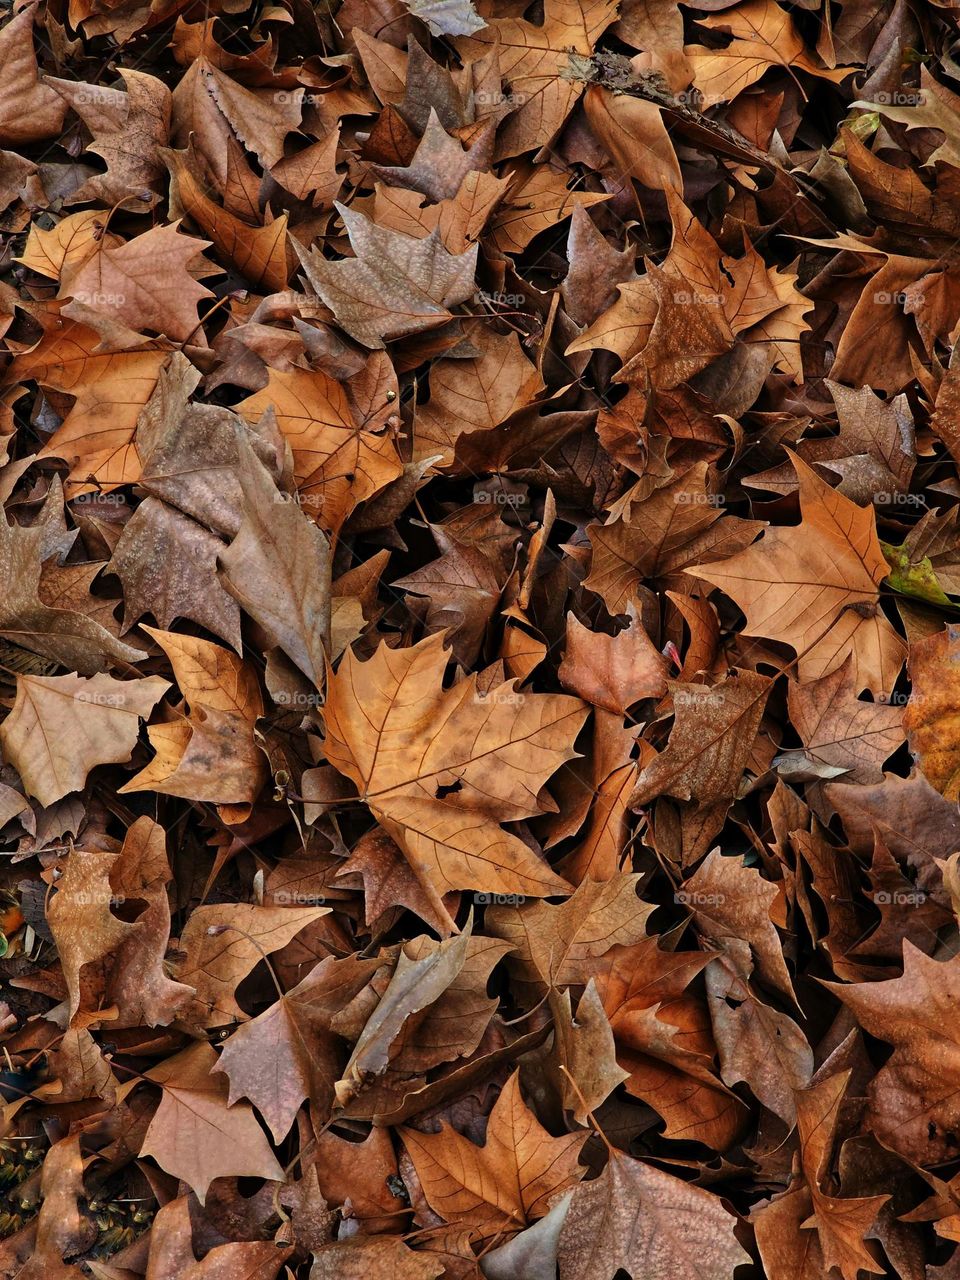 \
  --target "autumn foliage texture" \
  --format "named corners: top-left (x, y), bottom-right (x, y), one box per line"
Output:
top-left (2, 0), bottom-right (960, 1275)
